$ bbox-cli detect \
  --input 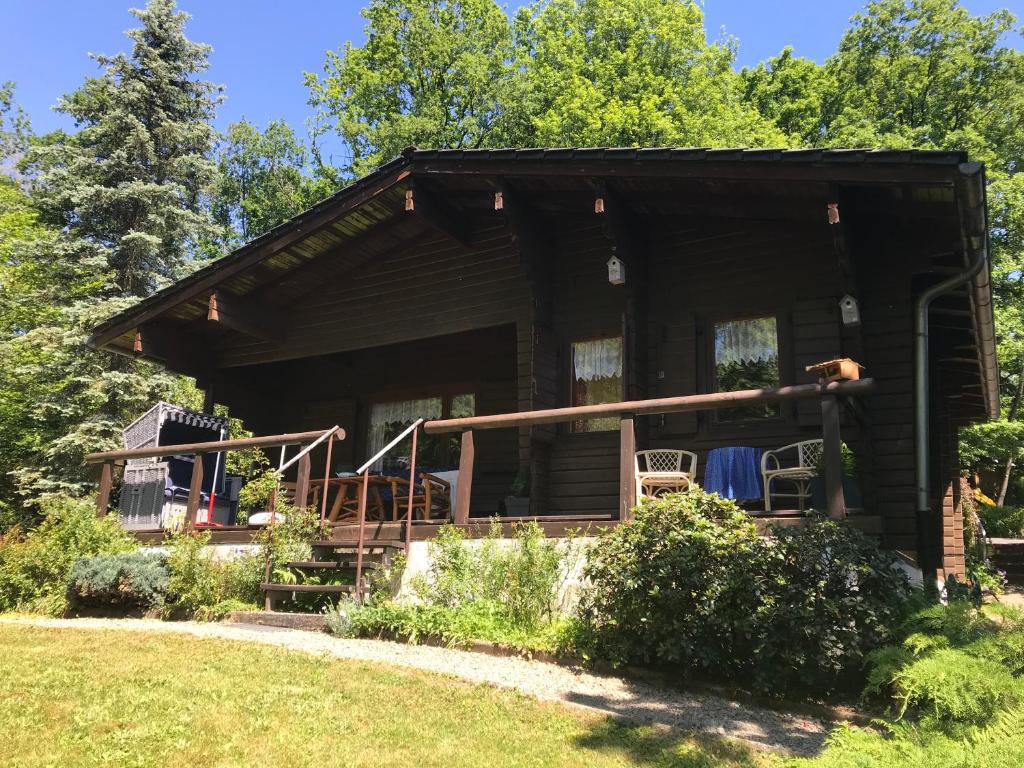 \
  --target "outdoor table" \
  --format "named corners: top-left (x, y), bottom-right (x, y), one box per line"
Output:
top-left (703, 446), bottom-right (764, 502)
